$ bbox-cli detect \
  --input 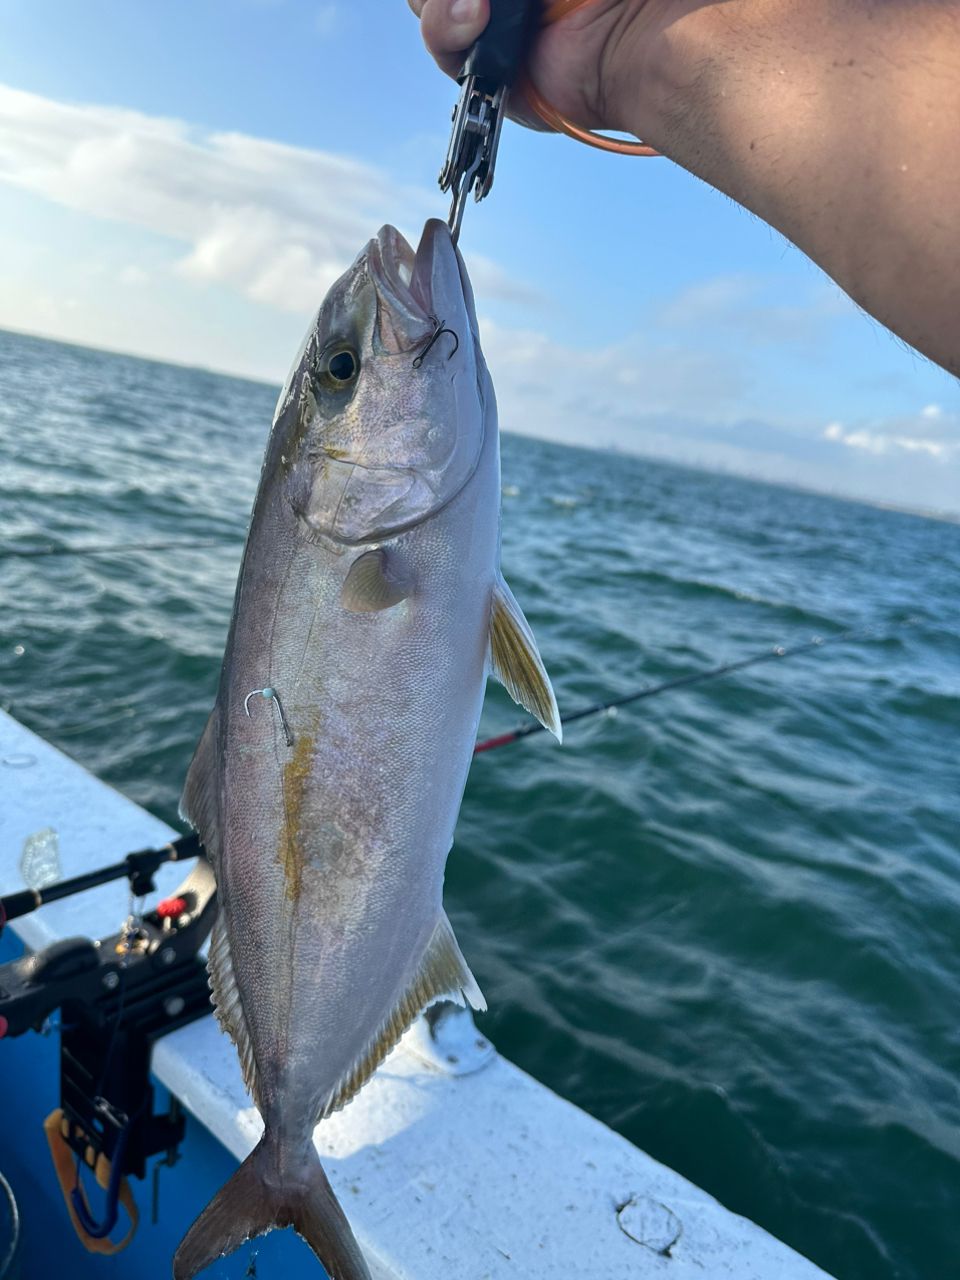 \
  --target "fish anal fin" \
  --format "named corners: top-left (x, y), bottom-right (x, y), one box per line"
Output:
top-left (341, 549), bottom-right (412, 613)
top-left (179, 705), bottom-right (222, 864)
top-left (489, 576), bottom-right (562, 742)
top-left (320, 912), bottom-right (484, 1120)
top-left (208, 918), bottom-right (261, 1106)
